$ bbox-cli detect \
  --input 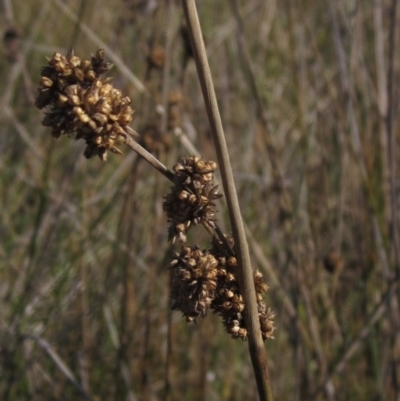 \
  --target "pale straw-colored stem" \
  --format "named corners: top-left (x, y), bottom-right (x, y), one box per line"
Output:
top-left (124, 135), bottom-right (175, 182)
top-left (181, 1), bottom-right (273, 400)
